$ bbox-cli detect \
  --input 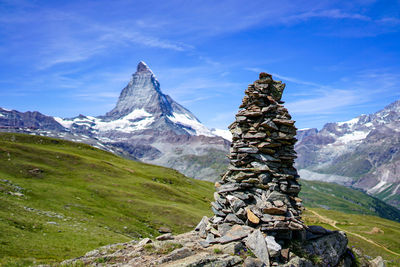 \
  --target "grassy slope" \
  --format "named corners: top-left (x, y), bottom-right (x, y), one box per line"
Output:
top-left (0, 133), bottom-right (214, 265)
top-left (300, 180), bottom-right (400, 222)
top-left (0, 132), bottom-right (399, 266)
top-left (304, 208), bottom-right (400, 266)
